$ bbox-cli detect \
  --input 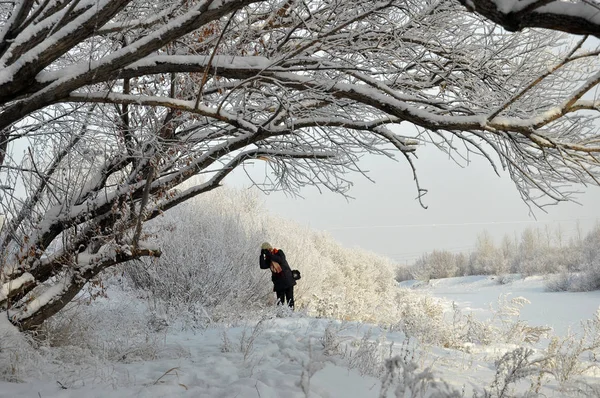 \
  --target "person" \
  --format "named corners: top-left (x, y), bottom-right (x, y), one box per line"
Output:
top-left (259, 242), bottom-right (296, 309)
